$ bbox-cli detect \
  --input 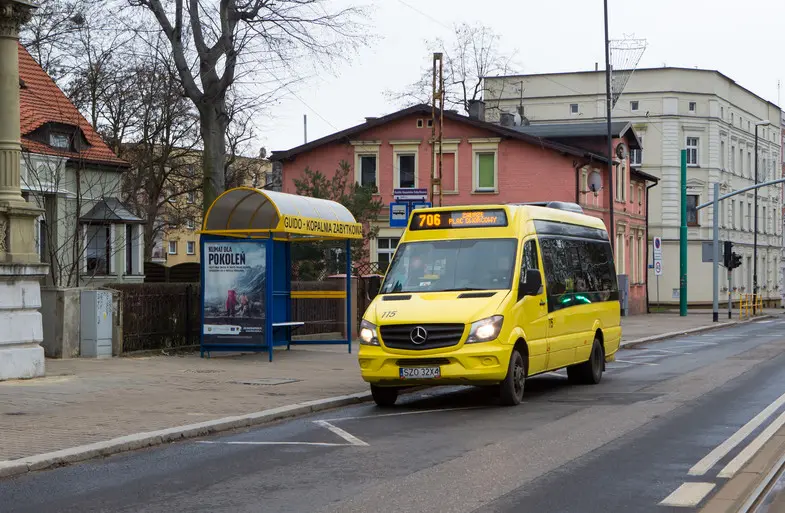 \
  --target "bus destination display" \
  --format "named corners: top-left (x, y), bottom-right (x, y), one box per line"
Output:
top-left (409, 209), bottom-right (508, 230)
